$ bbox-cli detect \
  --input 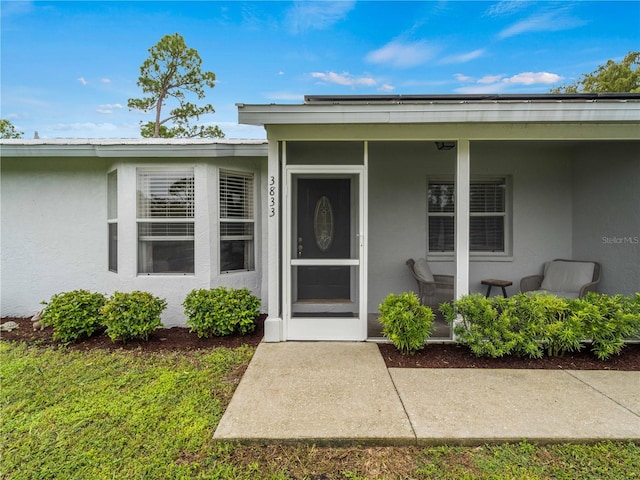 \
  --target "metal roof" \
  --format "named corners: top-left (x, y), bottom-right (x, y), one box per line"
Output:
top-left (237, 93), bottom-right (640, 127)
top-left (303, 93), bottom-right (640, 104)
top-left (0, 138), bottom-right (268, 158)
